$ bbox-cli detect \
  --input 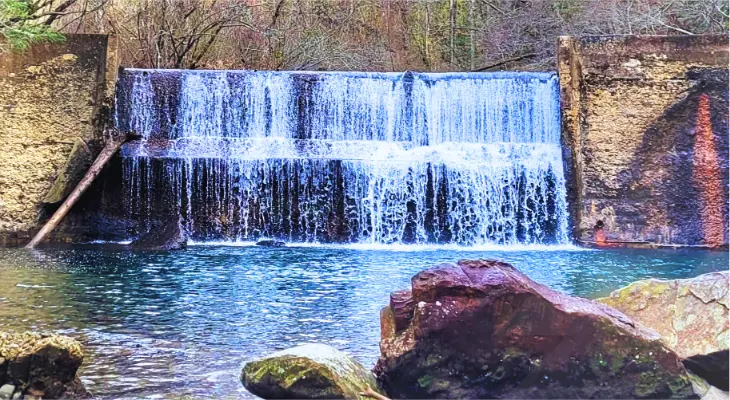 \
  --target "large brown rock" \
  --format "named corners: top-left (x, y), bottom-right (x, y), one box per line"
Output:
top-left (599, 272), bottom-right (729, 390)
top-left (0, 332), bottom-right (88, 399)
top-left (374, 259), bottom-right (696, 399)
